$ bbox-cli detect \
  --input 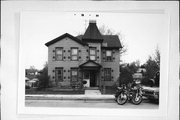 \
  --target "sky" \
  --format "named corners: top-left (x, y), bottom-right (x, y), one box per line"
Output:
top-left (20, 12), bottom-right (167, 70)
